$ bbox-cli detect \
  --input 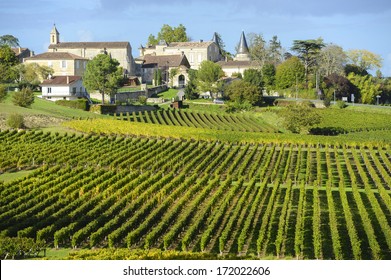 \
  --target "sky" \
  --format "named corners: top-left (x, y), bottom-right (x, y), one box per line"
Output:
top-left (1, 0), bottom-right (391, 76)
